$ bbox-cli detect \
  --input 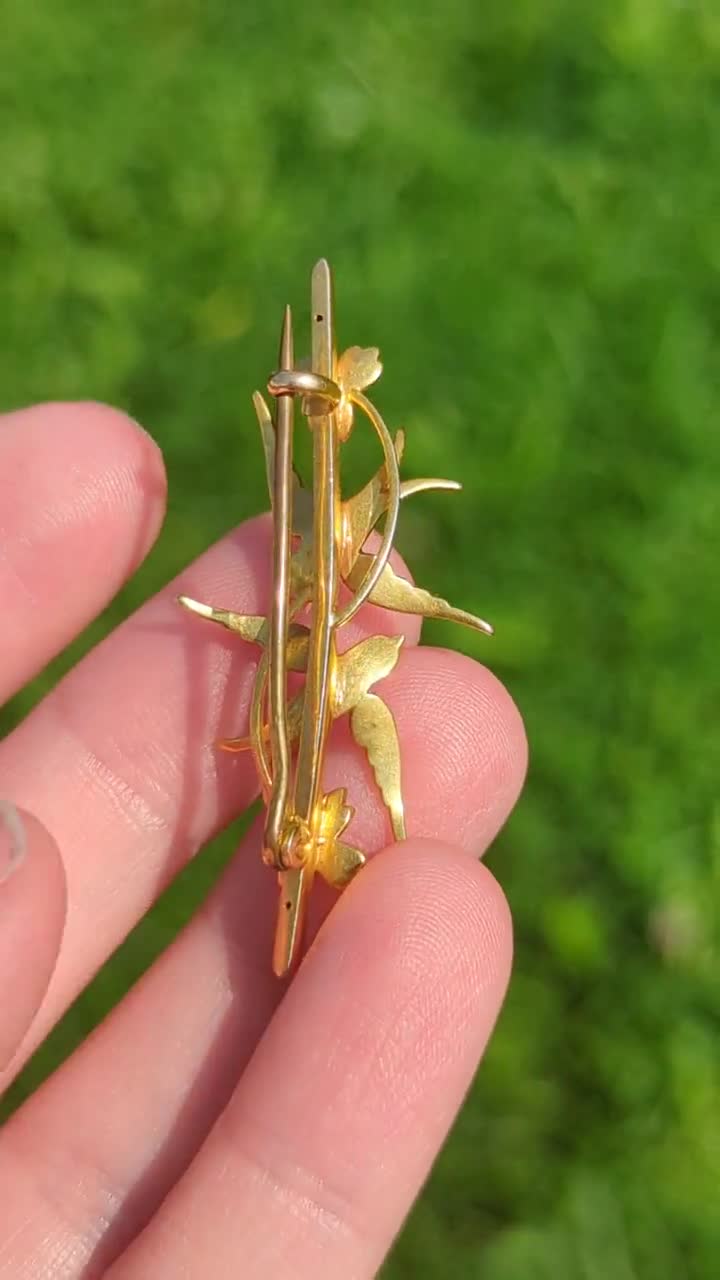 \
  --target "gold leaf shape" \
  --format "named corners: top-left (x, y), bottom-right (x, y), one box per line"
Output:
top-left (179, 599), bottom-right (314, 663)
top-left (350, 692), bottom-right (406, 841)
top-left (340, 430), bottom-right (405, 575)
top-left (315, 788), bottom-right (364, 888)
top-left (221, 634), bottom-right (404, 758)
top-left (345, 556), bottom-right (494, 637)
top-left (331, 633), bottom-right (404, 718)
top-left (336, 345), bottom-right (383, 441)
top-left (218, 685), bottom-right (305, 754)
top-left (320, 840), bottom-right (366, 888)
top-left (253, 390), bottom-right (276, 504)
top-left (284, 627), bottom-right (311, 671)
top-left (340, 456), bottom-right (460, 579)
top-left (178, 598), bottom-right (267, 643)
top-left (399, 475), bottom-right (460, 501)
top-left (216, 736), bottom-right (253, 753)
top-left (336, 401), bottom-right (354, 442)
top-left (318, 786), bottom-right (354, 841)
top-left (337, 345), bottom-right (383, 392)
